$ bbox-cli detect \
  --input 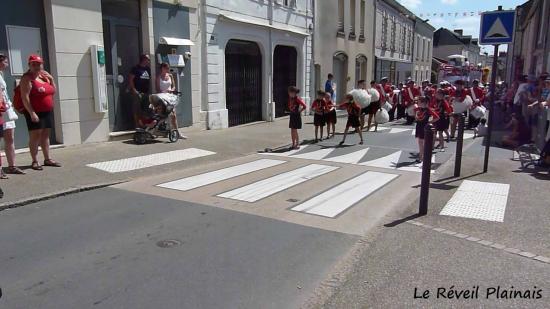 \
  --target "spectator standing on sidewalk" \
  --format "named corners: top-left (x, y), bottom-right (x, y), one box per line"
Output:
top-left (20, 54), bottom-right (61, 170)
top-left (128, 54), bottom-right (151, 127)
top-left (325, 74), bottom-right (336, 101)
top-left (287, 86), bottom-right (306, 150)
top-left (0, 53), bottom-right (25, 177)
